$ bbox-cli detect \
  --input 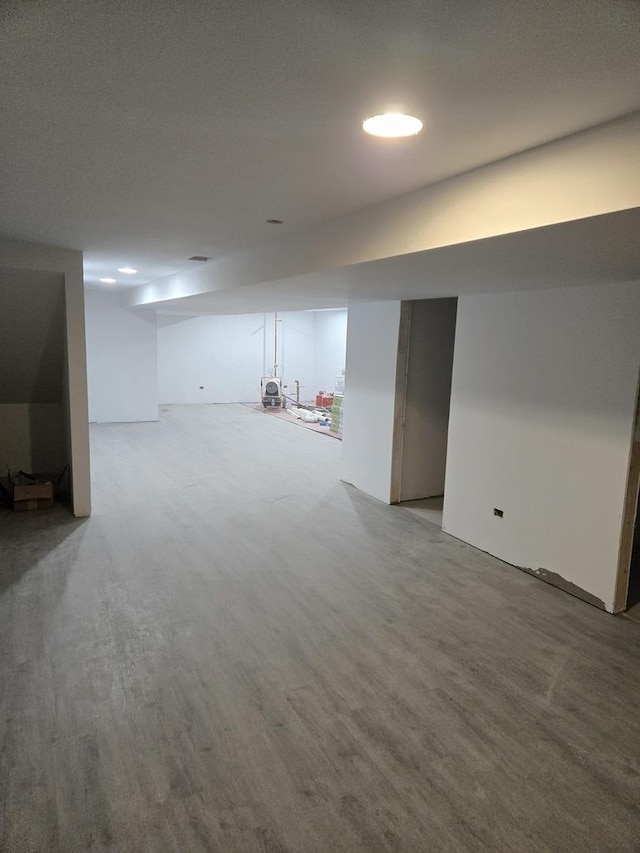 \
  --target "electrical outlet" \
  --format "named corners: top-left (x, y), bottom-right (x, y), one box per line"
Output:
top-left (493, 508), bottom-right (504, 518)
top-left (199, 386), bottom-right (204, 390)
